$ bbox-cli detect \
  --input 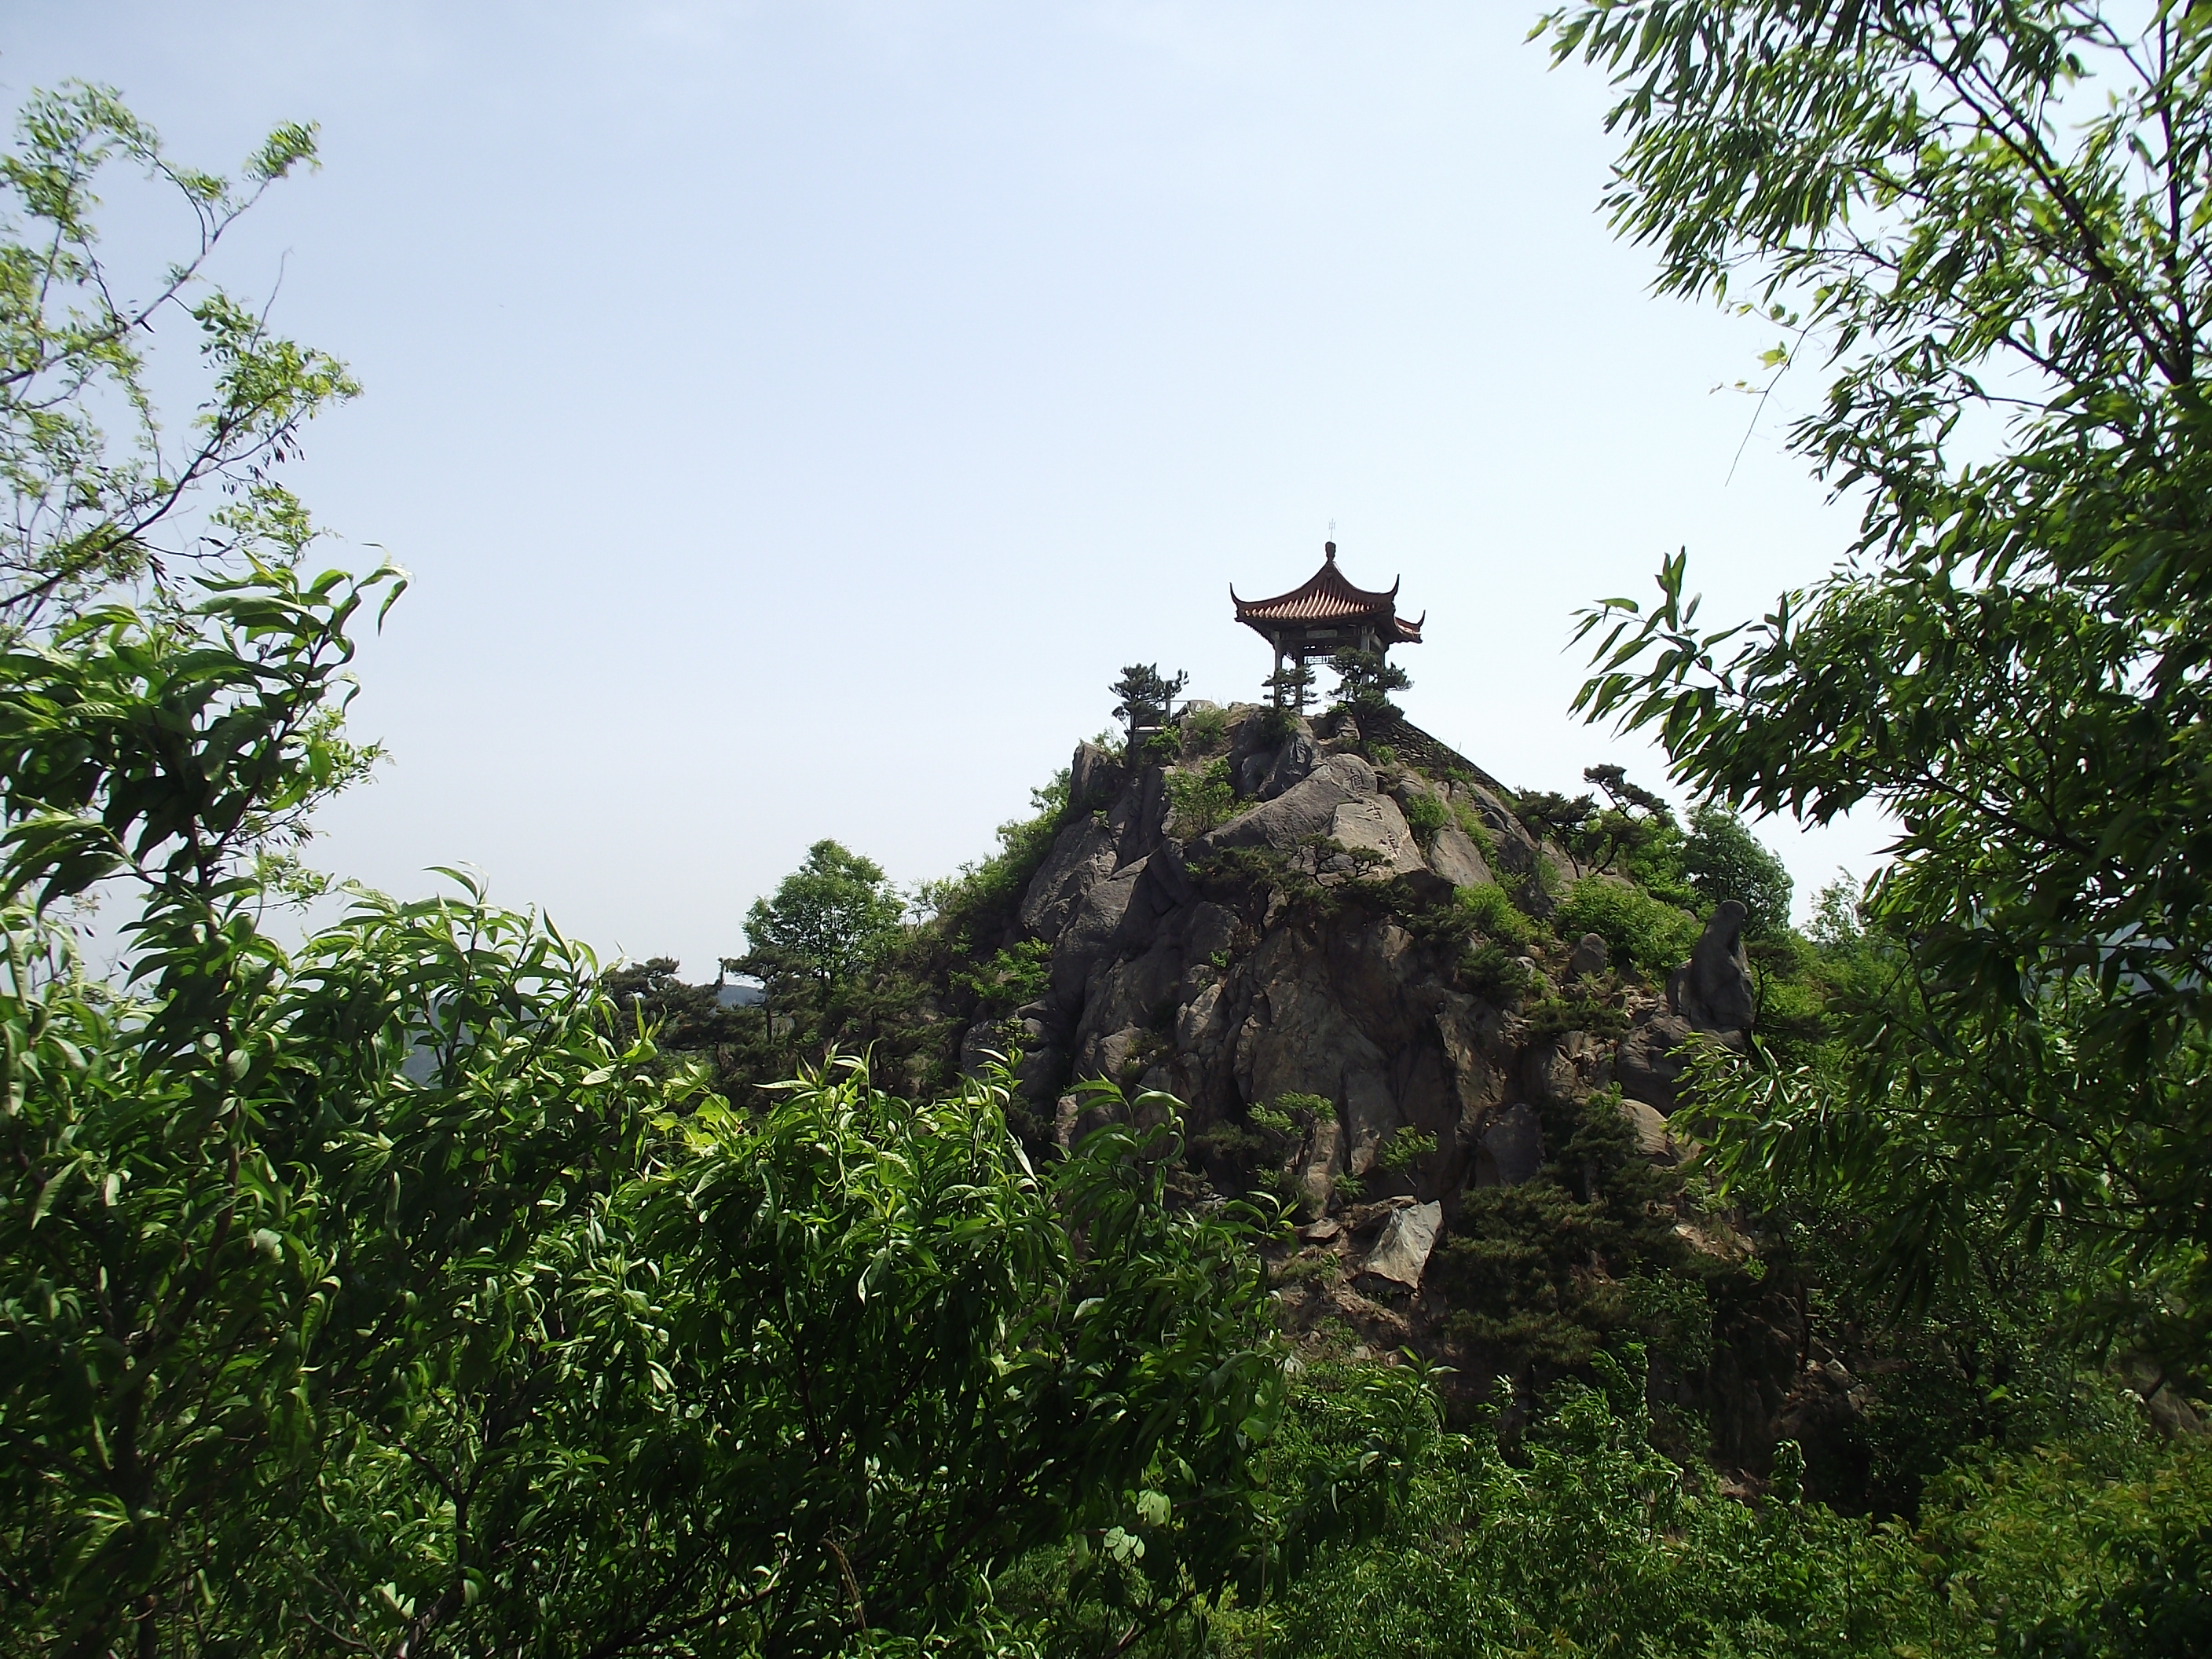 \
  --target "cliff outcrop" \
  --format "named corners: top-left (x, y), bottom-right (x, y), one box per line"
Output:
top-left (972, 703), bottom-right (1749, 1199)
top-left (947, 699), bottom-right (1801, 1452)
